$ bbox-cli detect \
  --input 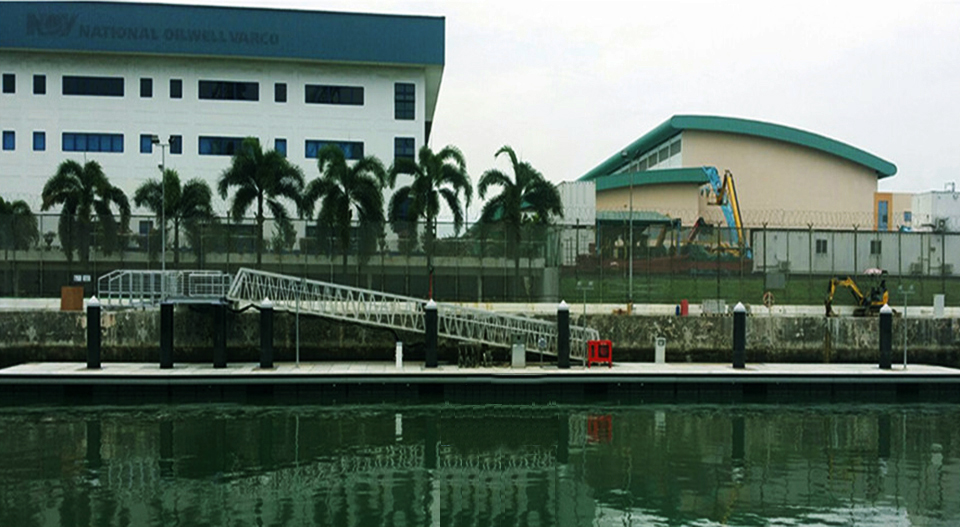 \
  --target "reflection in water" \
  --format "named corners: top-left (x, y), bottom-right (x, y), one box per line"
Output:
top-left (0, 404), bottom-right (957, 526)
